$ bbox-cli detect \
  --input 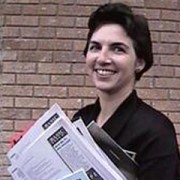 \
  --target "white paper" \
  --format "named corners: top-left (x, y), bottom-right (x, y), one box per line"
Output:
top-left (7, 104), bottom-right (127, 180)
top-left (60, 169), bottom-right (90, 180)
top-left (7, 103), bottom-right (68, 163)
